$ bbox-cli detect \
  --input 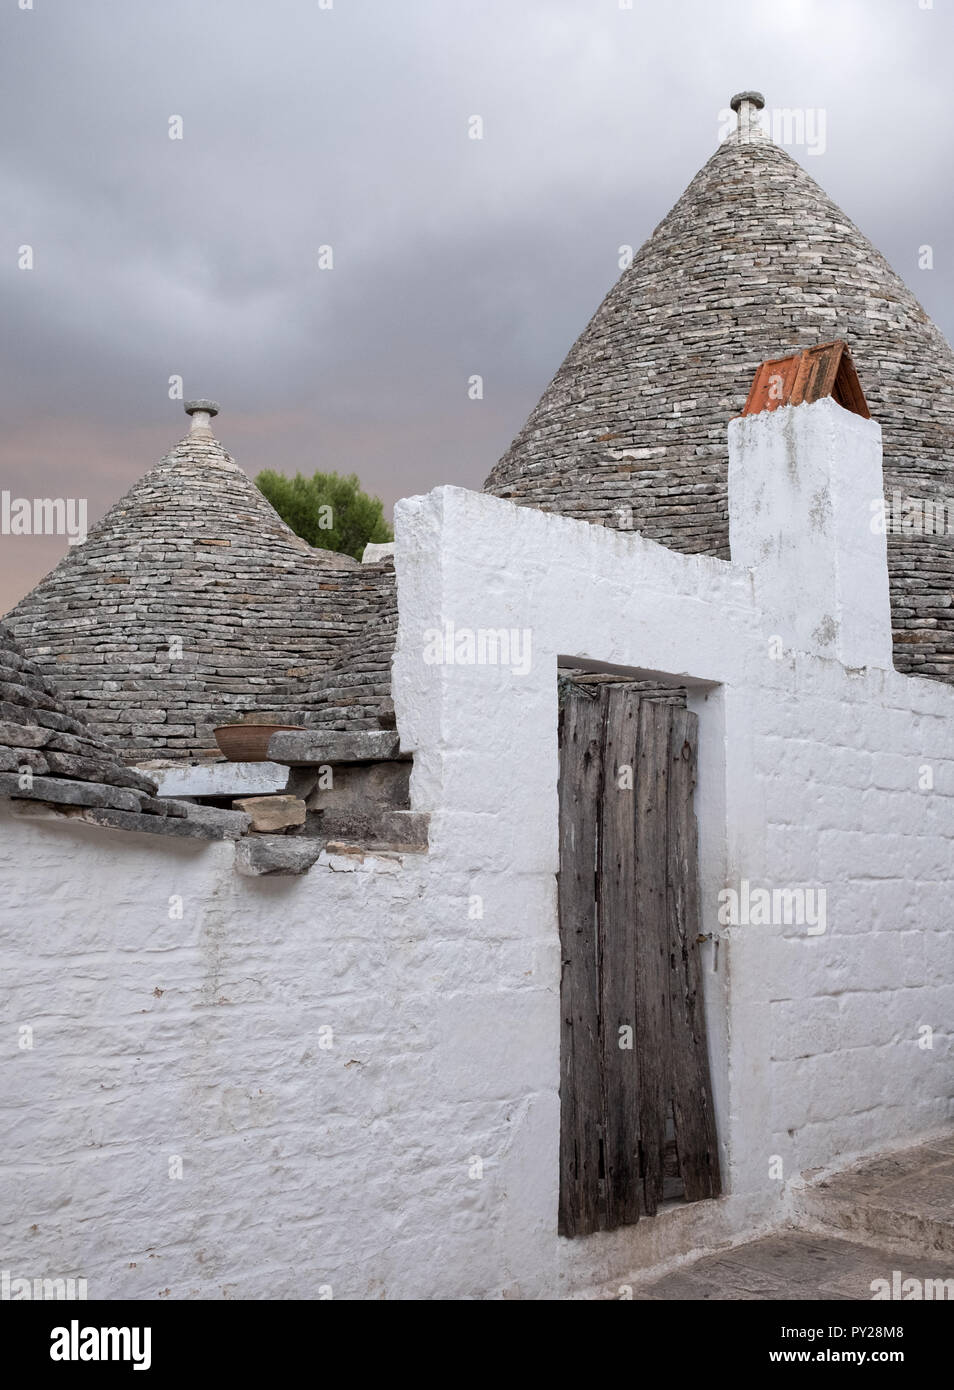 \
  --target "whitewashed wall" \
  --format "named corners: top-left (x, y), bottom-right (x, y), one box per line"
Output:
top-left (2, 399), bottom-right (952, 1299)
